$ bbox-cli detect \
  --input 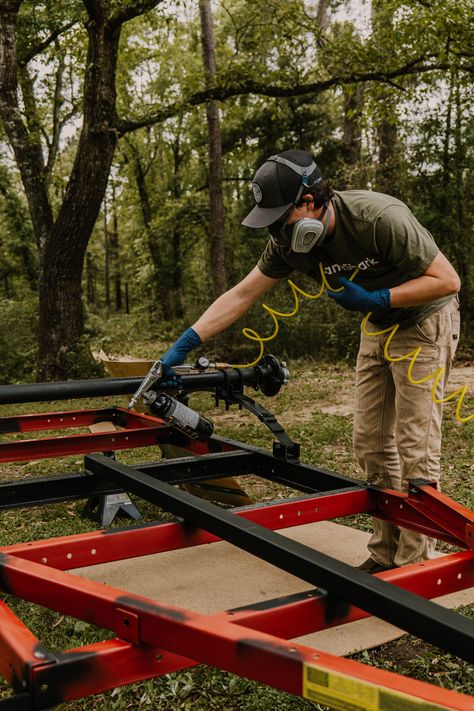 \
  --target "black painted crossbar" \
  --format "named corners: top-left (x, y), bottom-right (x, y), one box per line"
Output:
top-left (0, 473), bottom-right (123, 510)
top-left (85, 452), bottom-right (474, 664)
top-left (0, 451), bottom-right (258, 510)
top-left (212, 434), bottom-right (363, 493)
top-left (0, 448), bottom-right (364, 511)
